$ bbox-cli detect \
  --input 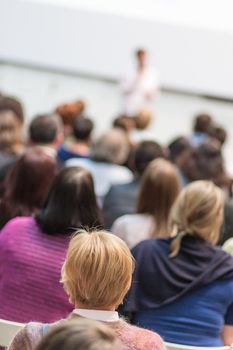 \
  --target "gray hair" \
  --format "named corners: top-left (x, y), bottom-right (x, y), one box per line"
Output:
top-left (91, 128), bottom-right (130, 164)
